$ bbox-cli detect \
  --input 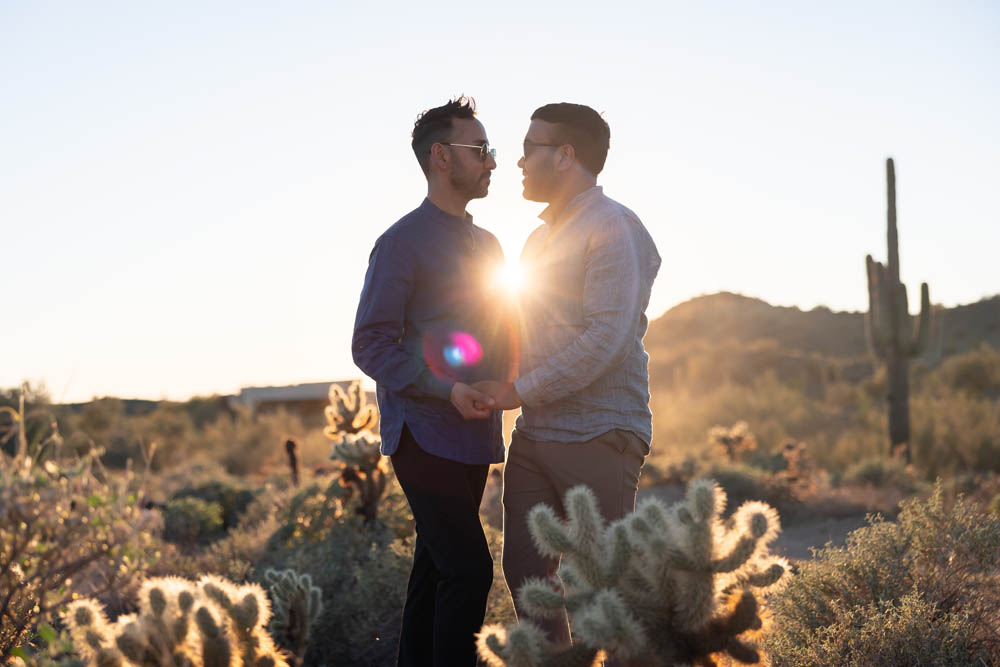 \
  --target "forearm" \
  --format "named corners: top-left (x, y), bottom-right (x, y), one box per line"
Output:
top-left (352, 334), bottom-right (453, 400)
top-left (514, 225), bottom-right (642, 406)
top-left (352, 234), bottom-right (453, 402)
top-left (514, 317), bottom-right (636, 405)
